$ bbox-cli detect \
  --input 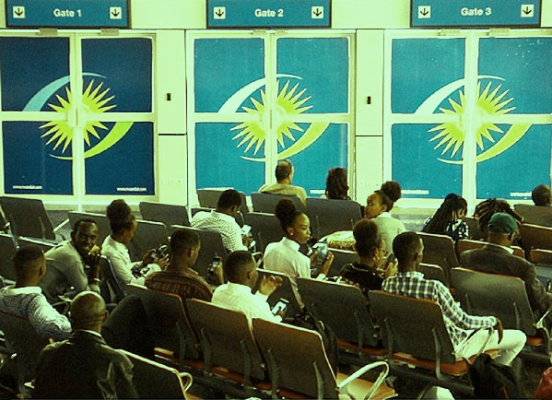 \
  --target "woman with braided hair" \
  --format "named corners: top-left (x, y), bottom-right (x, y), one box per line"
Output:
top-left (422, 193), bottom-right (469, 242)
top-left (474, 198), bottom-right (523, 239)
